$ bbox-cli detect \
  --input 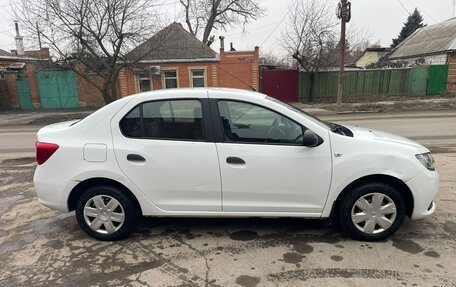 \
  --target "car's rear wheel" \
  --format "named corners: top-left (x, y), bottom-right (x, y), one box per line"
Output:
top-left (75, 185), bottom-right (139, 240)
top-left (338, 182), bottom-right (405, 241)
